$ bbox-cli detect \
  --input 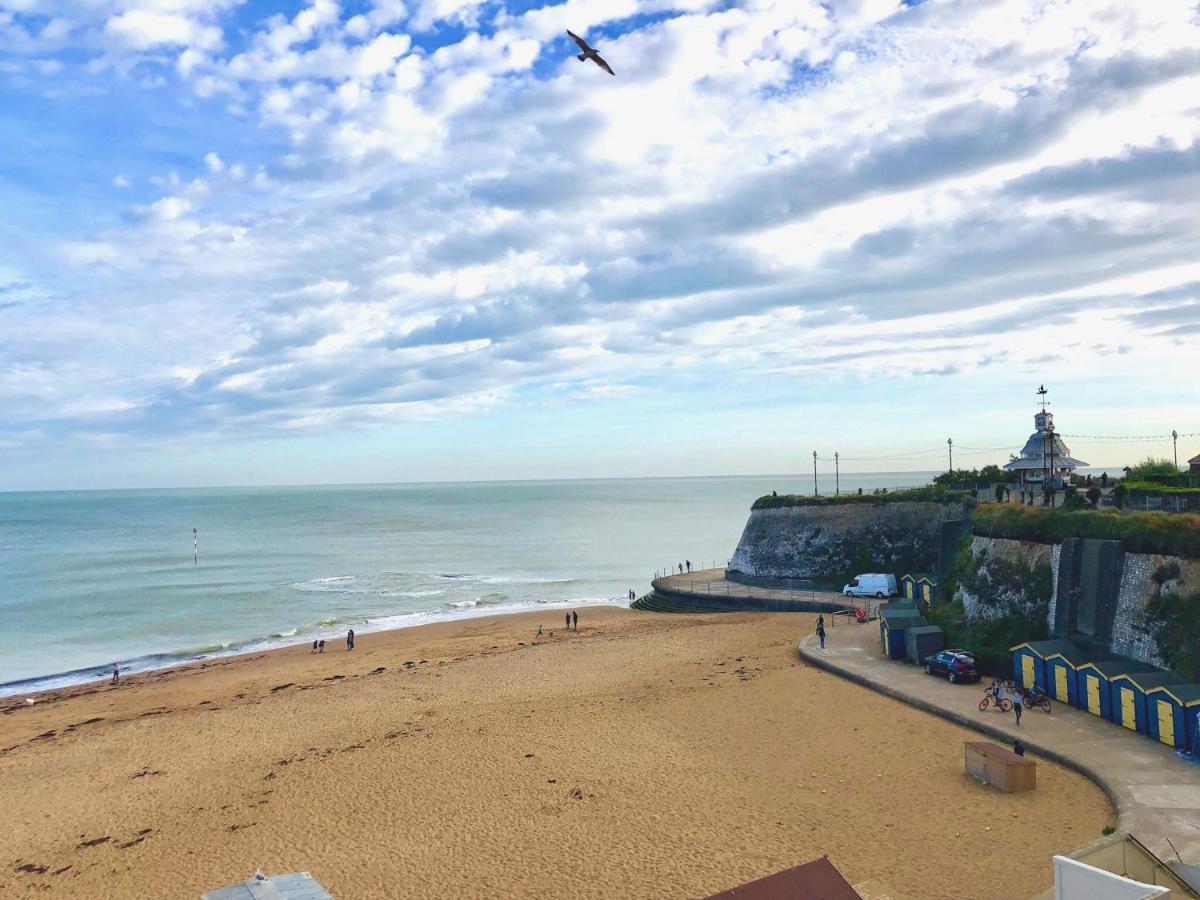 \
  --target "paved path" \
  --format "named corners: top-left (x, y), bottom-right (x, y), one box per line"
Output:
top-left (798, 626), bottom-right (1200, 866)
top-left (654, 568), bottom-right (848, 607)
